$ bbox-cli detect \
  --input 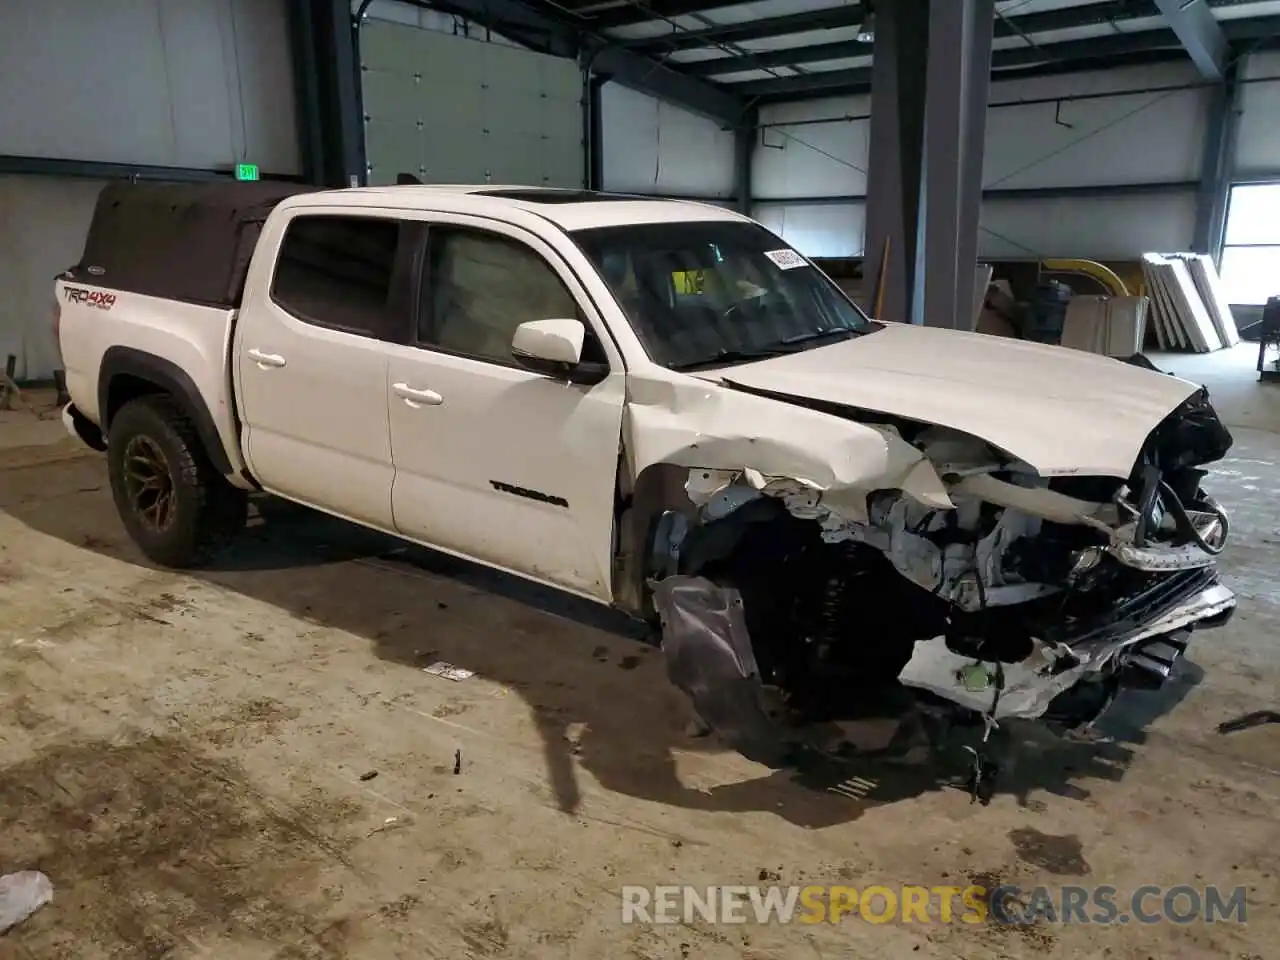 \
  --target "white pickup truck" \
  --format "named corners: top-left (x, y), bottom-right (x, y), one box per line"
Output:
top-left (56, 182), bottom-right (1236, 766)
